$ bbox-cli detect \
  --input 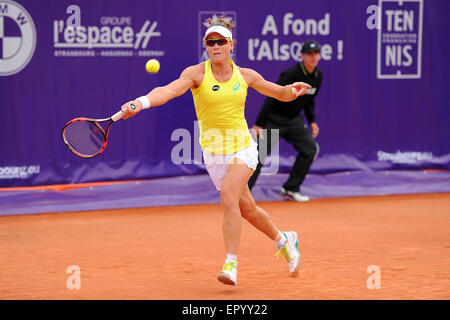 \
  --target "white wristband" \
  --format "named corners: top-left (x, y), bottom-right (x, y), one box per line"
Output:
top-left (136, 96), bottom-right (151, 109)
